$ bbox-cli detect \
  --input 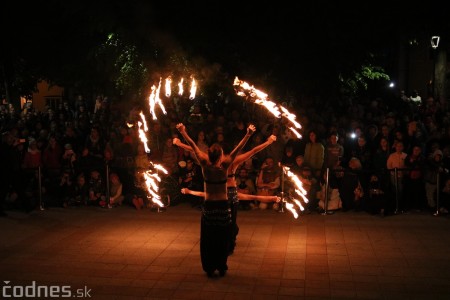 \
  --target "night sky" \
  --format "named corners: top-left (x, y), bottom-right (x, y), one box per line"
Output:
top-left (2, 0), bottom-right (448, 97)
top-left (147, 1), bottom-right (447, 94)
